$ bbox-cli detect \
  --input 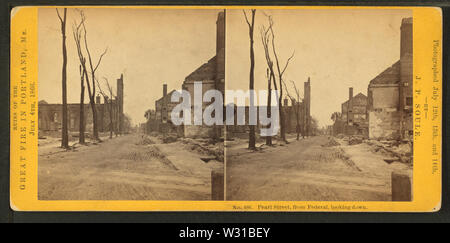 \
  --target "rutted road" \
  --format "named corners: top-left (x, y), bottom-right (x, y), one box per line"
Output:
top-left (38, 134), bottom-right (222, 200)
top-left (226, 136), bottom-right (411, 201)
